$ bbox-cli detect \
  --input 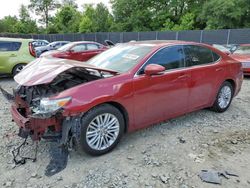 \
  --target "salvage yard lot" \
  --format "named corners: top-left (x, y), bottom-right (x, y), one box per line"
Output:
top-left (0, 78), bottom-right (249, 188)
